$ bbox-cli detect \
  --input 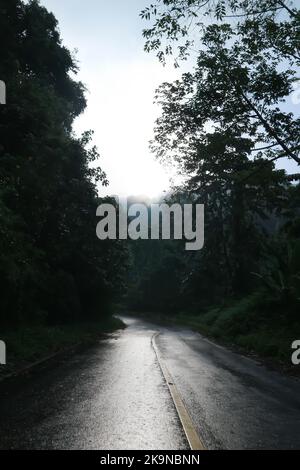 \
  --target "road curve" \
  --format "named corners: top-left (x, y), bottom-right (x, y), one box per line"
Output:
top-left (0, 317), bottom-right (187, 450)
top-left (0, 316), bottom-right (300, 450)
top-left (154, 321), bottom-right (300, 450)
